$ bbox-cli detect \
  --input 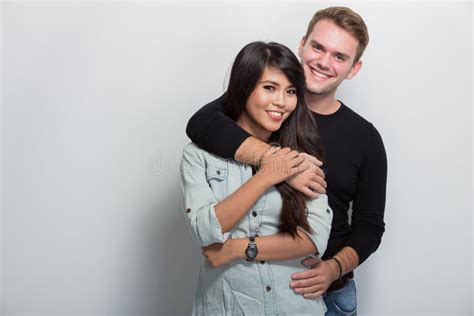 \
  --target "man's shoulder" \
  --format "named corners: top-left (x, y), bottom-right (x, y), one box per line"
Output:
top-left (339, 102), bottom-right (379, 134)
top-left (340, 102), bottom-right (371, 125)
